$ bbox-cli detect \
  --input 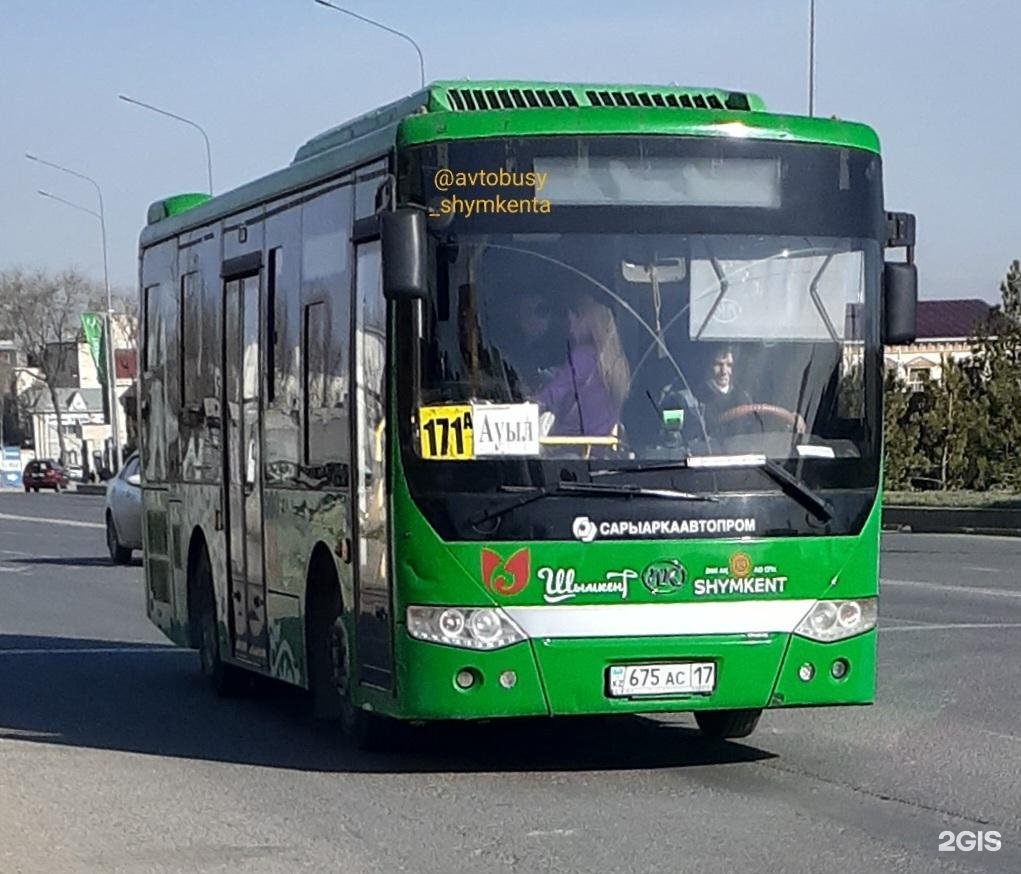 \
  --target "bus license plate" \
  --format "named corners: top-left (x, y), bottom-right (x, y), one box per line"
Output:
top-left (608, 662), bottom-right (716, 697)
